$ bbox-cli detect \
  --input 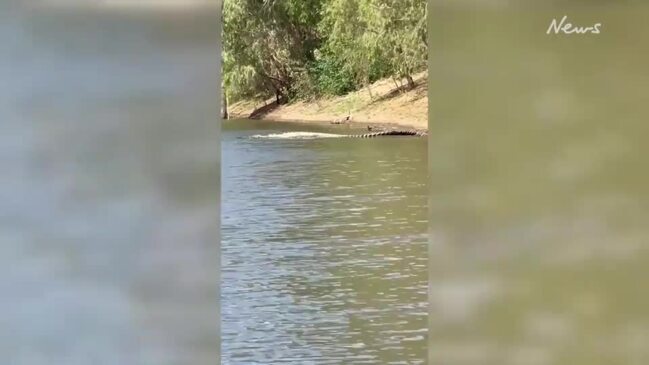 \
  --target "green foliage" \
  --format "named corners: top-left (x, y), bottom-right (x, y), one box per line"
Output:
top-left (309, 55), bottom-right (355, 96)
top-left (223, 0), bottom-right (427, 103)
